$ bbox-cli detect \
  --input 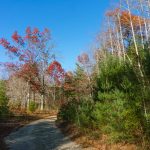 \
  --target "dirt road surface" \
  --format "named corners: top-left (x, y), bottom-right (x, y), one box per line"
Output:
top-left (5, 116), bottom-right (83, 150)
